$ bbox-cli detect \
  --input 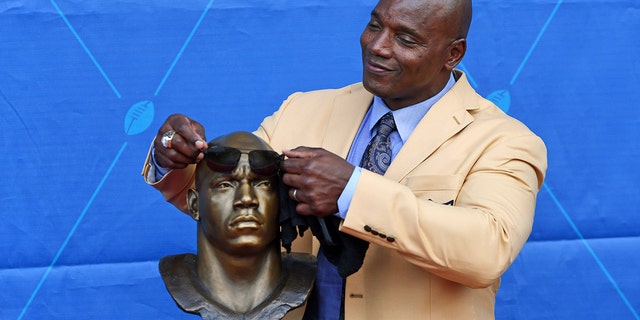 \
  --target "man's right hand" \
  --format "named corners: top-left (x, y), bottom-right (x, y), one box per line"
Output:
top-left (153, 114), bottom-right (207, 169)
